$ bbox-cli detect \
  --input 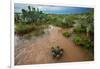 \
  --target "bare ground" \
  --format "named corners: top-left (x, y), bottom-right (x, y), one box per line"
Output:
top-left (15, 26), bottom-right (94, 65)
